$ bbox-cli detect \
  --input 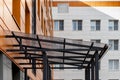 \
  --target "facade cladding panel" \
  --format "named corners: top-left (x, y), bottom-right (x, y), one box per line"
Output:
top-left (0, 0), bottom-right (53, 80)
top-left (52, 0), bottom-right (120, 80)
